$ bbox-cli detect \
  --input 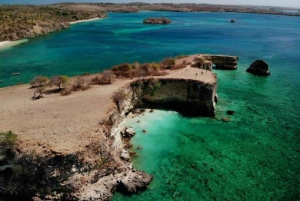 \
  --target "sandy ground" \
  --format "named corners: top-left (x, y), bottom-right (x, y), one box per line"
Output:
top-left (0, 61), bottom-right (215, 153)
top-left (70, 18), bottom-right (101, 24)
